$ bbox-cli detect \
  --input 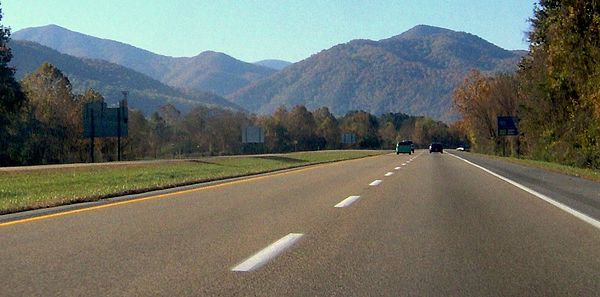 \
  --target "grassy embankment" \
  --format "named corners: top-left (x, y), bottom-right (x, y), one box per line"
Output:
top-left (0, 150), bottom-right (383, 215)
